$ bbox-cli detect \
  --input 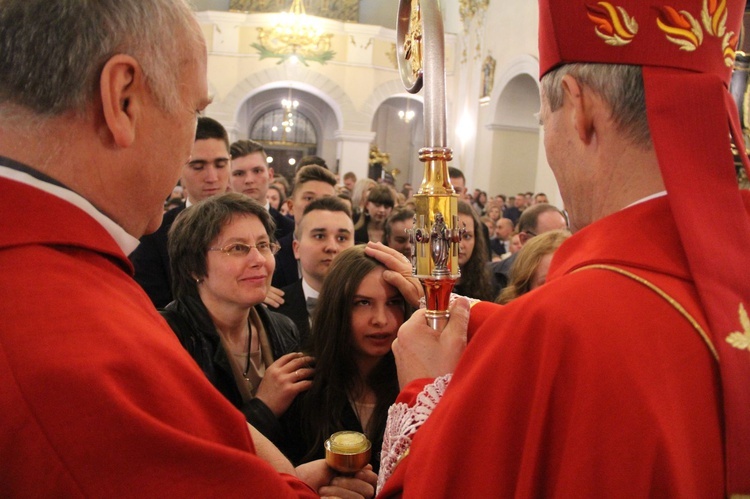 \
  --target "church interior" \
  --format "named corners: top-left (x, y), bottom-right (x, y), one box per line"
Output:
top-left (190, 0), bottom-right (561, 206)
